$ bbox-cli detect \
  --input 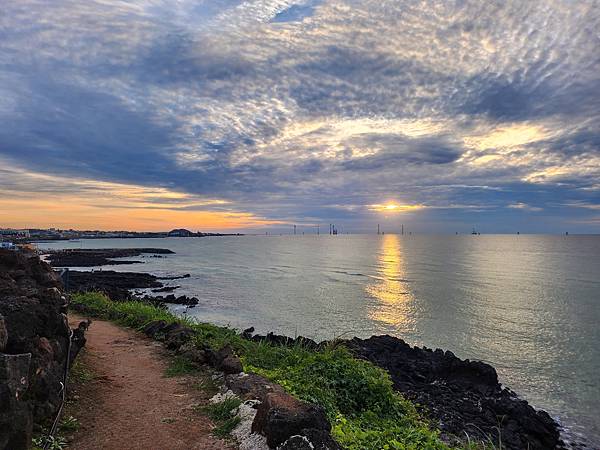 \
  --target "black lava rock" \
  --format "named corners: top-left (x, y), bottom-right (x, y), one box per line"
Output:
top-left (346, 335), bottom-right (564, 450)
